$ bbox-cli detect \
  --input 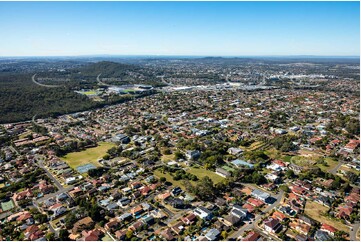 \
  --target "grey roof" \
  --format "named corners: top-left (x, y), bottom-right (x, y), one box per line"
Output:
top-left (231, 209), bottom-right (247, 219)
top-left (315, 230), bottom-right (332, 241)
top-left (205, 228), bottom-right (220, 241)
top-left (118, 212), bottom-right (132, 220)
top-left (252, 189), bottom-right (270, 199)
top-left (197, 206), bottom-right (212, 214)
